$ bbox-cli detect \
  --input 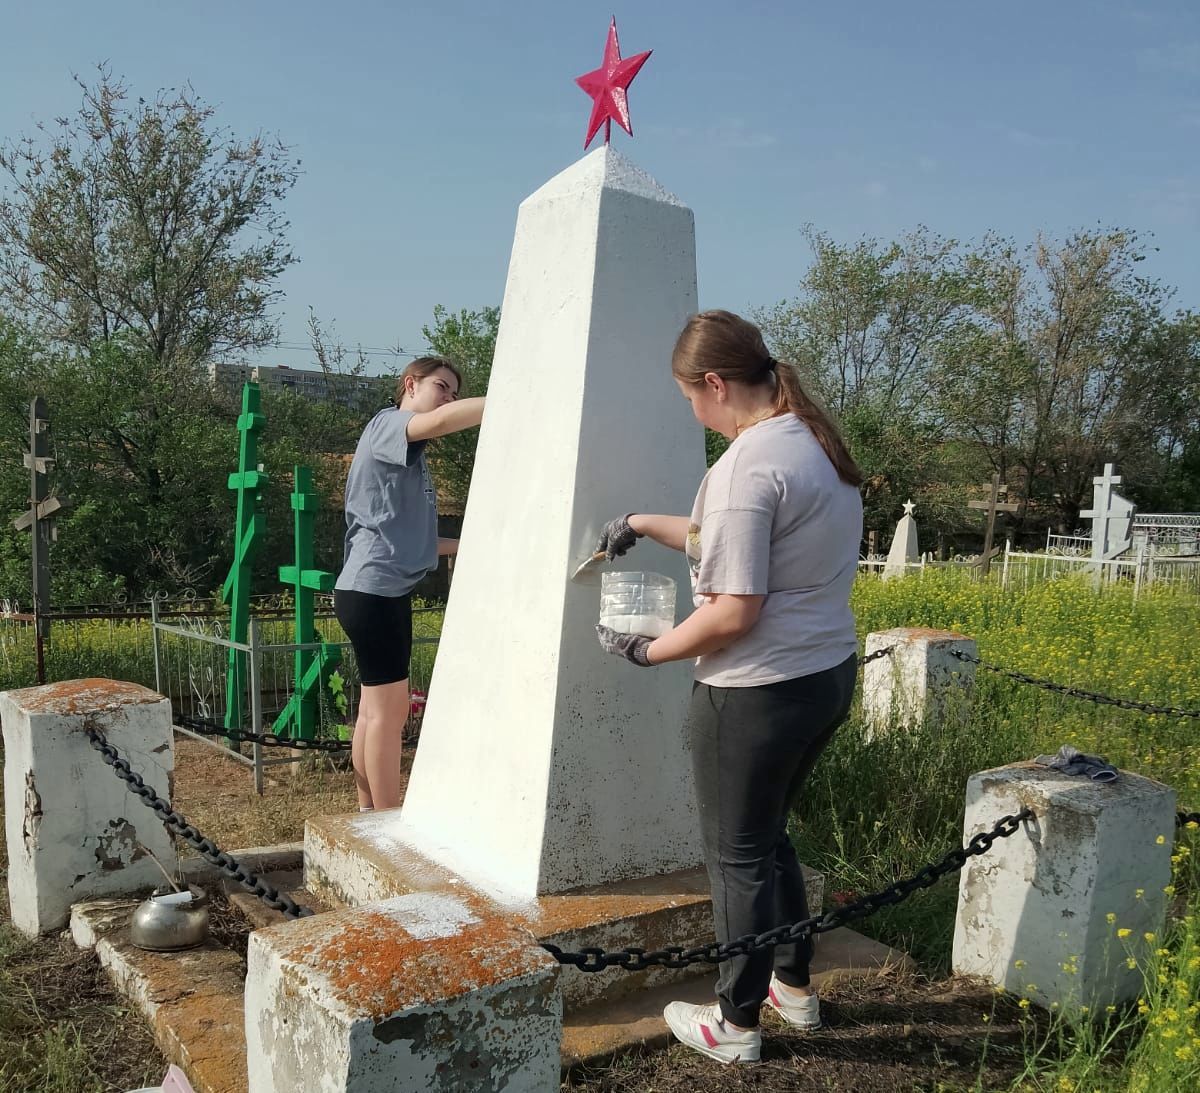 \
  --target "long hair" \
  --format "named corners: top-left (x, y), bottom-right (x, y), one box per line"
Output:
top-left (394, 355), bottom-right (463, 406)
top-left (671, 310), bottom-right (862, 487)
